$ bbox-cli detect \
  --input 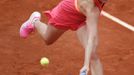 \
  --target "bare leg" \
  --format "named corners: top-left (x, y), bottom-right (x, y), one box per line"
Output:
top-left (34, 20), bottom-right (67, 45)
top-left (77, 25), bottom-right (90, 75)
top-left (91, 51), bottom-right (103, 75)
top-left (77, 25), bottom-right (103, 75)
